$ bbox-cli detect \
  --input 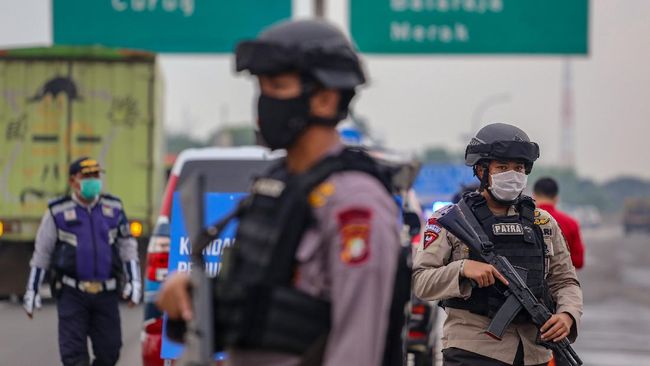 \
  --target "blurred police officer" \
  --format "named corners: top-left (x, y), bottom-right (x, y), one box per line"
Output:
top-left (156, 19), bottom-right (407, 366)
top-left (413, 123), bottom-right (583, 366)
top-left (533, 177), bottom-right (585, 270)
top-left (24, 157), bottom-right (141, 366)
